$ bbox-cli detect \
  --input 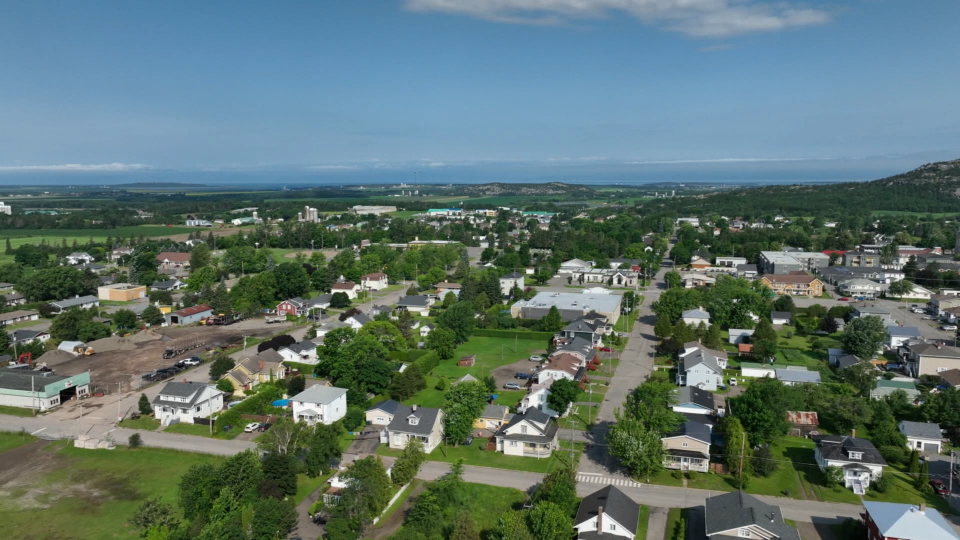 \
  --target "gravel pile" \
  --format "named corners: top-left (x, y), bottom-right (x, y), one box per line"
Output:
top-left (87, 335), bottom-right (139, 352)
